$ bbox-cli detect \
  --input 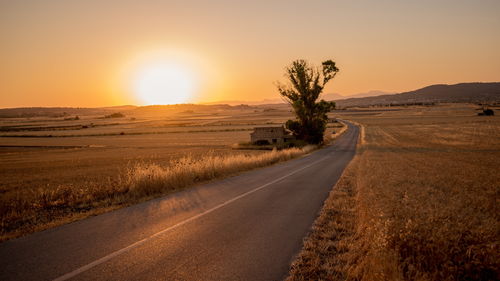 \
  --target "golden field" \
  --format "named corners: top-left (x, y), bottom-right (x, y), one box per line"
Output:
top-left (288, 104), bottom-right (499, 280)
top-left (0, 104), bottom-right (344, 241)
